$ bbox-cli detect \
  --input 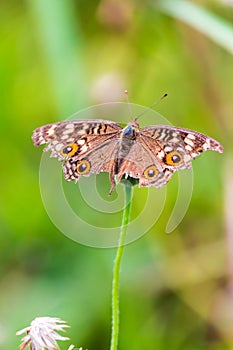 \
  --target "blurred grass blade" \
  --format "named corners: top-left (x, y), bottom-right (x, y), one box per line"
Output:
top-left (156, 0), bottom-right (233, 54)
top-left (28, 0), bottom-right (87, 116)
